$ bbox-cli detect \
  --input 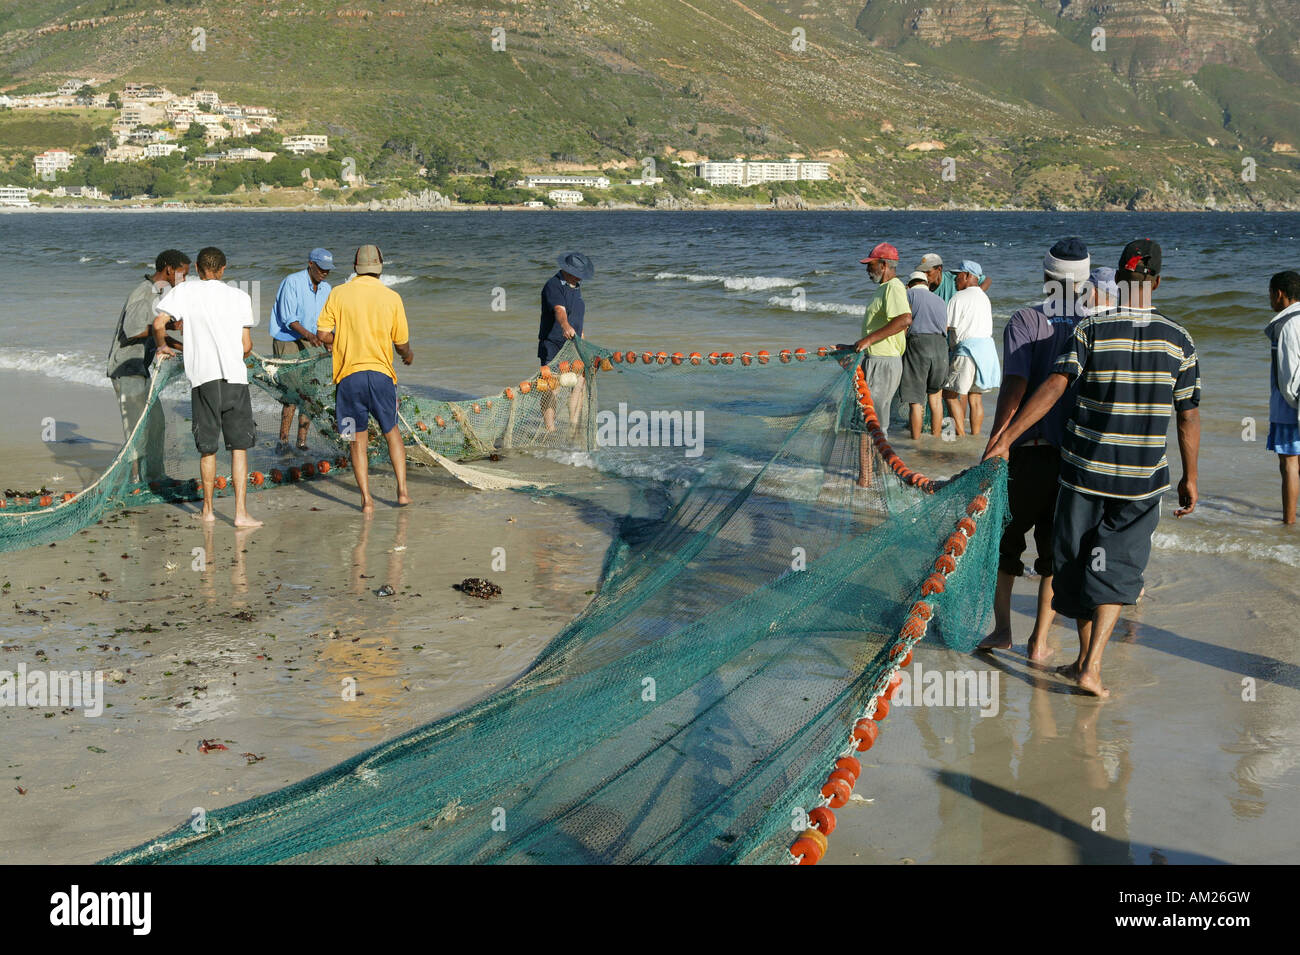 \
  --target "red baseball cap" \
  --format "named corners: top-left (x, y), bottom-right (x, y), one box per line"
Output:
top-left (860, 242), bottom-right (899, 264)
